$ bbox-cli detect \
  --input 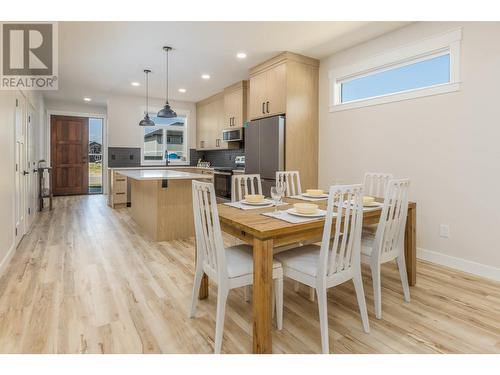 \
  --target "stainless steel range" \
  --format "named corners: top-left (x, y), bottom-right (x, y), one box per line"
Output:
top-left (213, 167), bottom-right (233, 199)
top-left (213, 156), bottom-right (245, 200)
